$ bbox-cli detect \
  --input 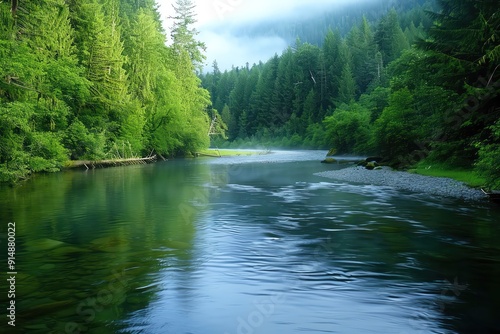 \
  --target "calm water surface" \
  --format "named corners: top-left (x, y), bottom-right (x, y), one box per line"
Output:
top-left (1, 150), bottom-right (499, 334)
